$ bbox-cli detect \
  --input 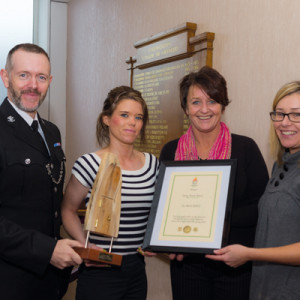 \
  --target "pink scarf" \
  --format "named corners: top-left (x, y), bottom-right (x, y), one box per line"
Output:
top-left (175, 122), bottom-right (232, 161)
